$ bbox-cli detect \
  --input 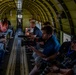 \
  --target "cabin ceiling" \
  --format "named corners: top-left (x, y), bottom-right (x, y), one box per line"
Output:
top-left (0, 0), bottom-right (76, 35)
